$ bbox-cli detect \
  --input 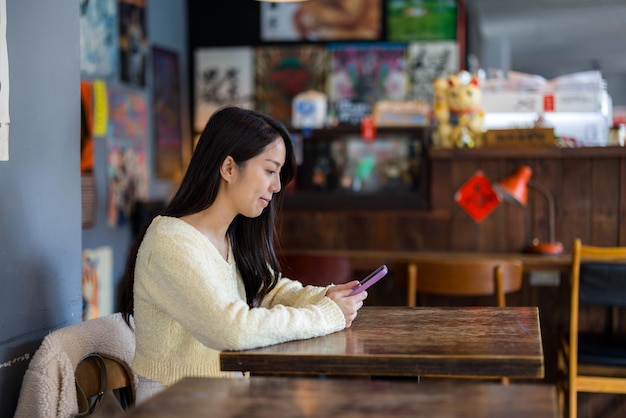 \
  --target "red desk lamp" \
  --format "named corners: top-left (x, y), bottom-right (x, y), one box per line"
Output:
top-left (493, 165), bottom-right (564, 255)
